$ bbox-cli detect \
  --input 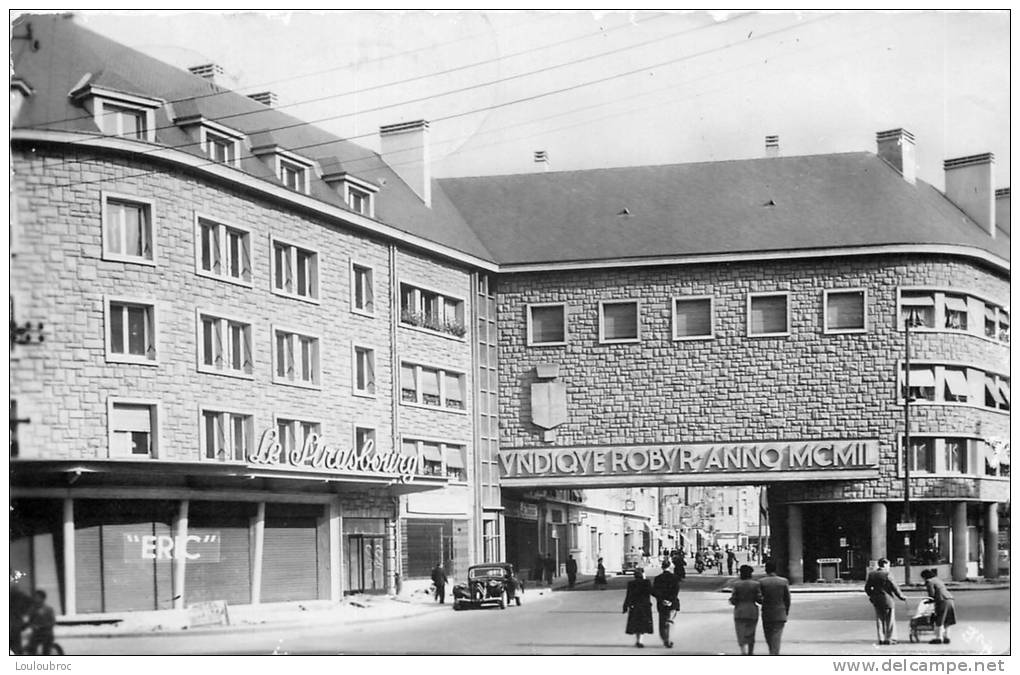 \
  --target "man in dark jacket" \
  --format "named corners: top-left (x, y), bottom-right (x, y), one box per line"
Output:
top-left (543, 553), bottom-right (556, 585)
top-left (431, 562), bottom-right (448, 604)
top-left (651, 560), bottom-right (680, 648)
top-left (864, 558), bottom-right (906, 645)
top-left (565, 555), bottom-right (578, 588)
top-left (759, 559), bottom-right (792, 655)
